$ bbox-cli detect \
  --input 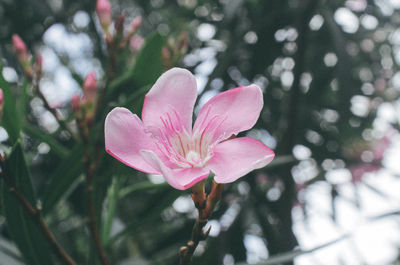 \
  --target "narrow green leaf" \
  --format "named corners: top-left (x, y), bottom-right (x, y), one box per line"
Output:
top-left (267, 155), bottom-right (296, 168)
top-left (23, 124), bottom-right (69, 159)
top-left (2, 142), bottom-right (53, 265)
top-left (119, 181), bottom-right (169, 199)
top-left (0, 238), bottom-right (24, 265)
top-left (235, 234), bottom-right (350, 265)
top-left (0, 63), bottom-right (21, 143)
top-left (41, 143), bottom-right (84, 214)
top-left (101, 174), bottom-right (121, 245)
